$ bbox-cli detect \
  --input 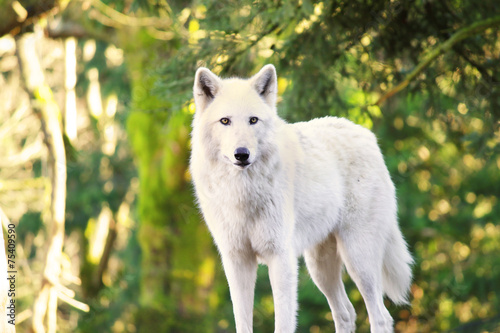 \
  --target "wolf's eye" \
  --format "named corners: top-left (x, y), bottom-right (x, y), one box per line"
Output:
top-left (249, 117), bottom-right (259, 125)
top-left (220, 118), bottom-right (230, 125)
